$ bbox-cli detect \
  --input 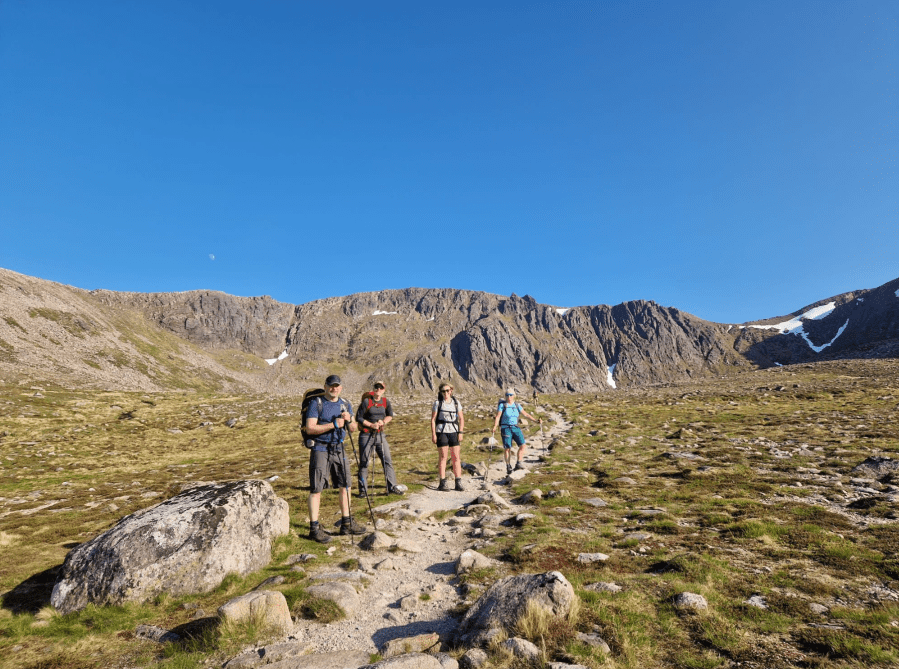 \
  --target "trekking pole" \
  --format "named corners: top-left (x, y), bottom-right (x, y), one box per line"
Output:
top-left (346, 429), bottom-right (377, 529)
top-left (485, 437), bottom-right (494, 484)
